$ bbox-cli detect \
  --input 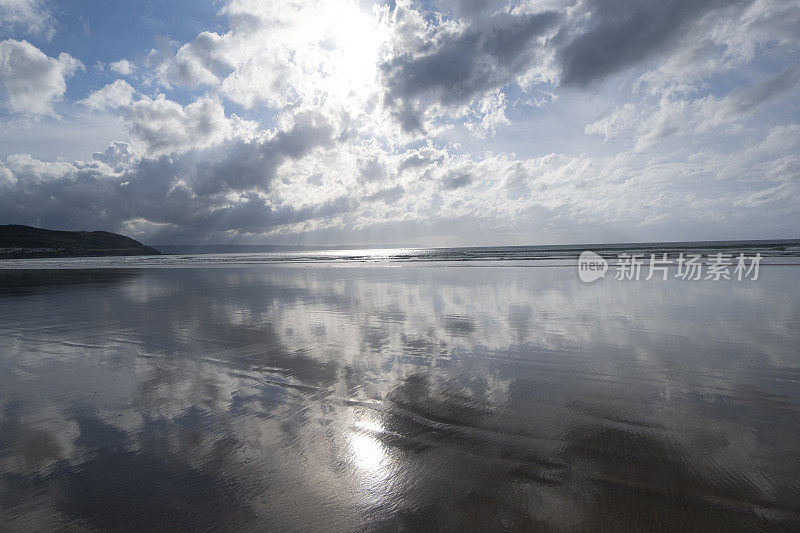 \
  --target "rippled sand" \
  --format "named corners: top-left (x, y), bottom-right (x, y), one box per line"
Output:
top-left (1, 265), bottom-right (799, 531)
